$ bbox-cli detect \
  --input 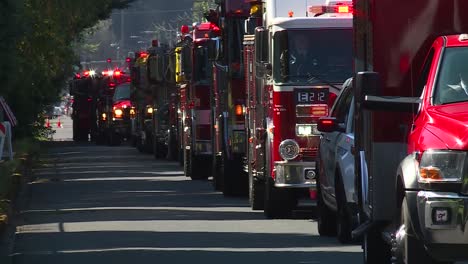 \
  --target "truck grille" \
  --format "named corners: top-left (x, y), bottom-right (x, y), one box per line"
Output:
top-left (301, 148), bottom-right (318, 161)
